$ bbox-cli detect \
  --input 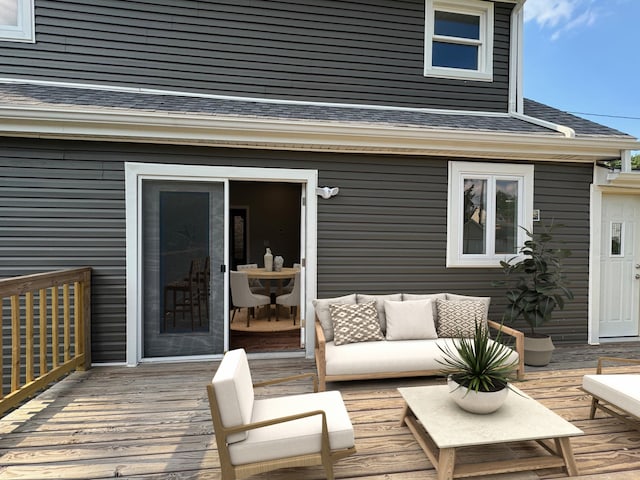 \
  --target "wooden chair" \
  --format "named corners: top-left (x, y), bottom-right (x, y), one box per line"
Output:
top-left (582, 356), bottom-right (640, 428)
top-left (207, 348), bottom-right (356, 480)
top-left (163, 256), bottom-right (210, 330)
